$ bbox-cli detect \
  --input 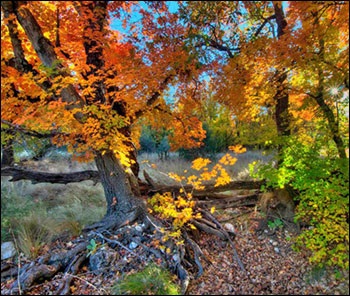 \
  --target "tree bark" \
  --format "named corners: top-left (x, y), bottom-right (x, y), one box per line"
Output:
top-left (314, 36), bottom-right (347, 159)
top-left (93, 151), bottom-right (147, 227)
top-left (1, 138), bottom-right (15, 167)
top-left (273, 2), bottom-right (291, 164)
top-left (1, 167), bottom-right (100, 184)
